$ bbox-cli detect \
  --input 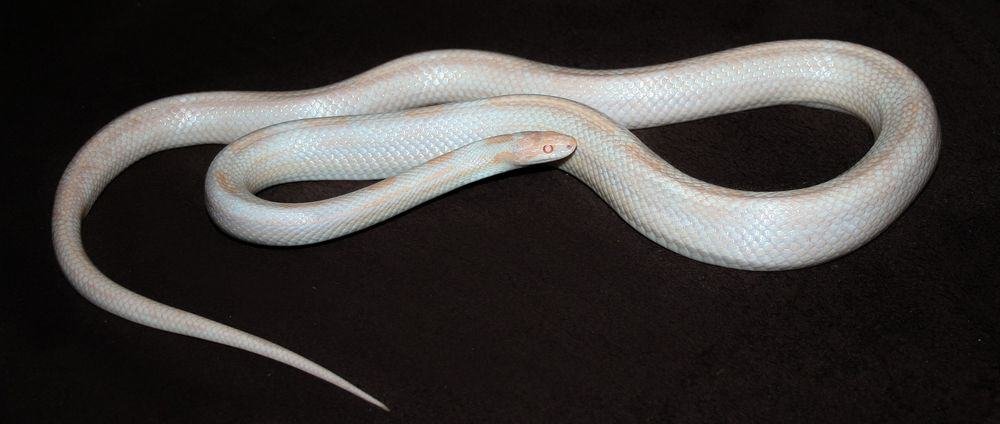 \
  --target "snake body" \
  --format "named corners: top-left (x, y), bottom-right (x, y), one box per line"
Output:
top-left (53, 40), bottom-right (939, 409)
